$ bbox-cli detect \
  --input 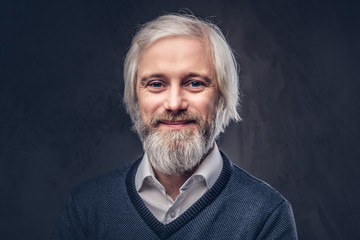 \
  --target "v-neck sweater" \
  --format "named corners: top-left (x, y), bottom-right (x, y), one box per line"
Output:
top-left (135, 143), bottom-right (223, 224)
top-left (53, 152), bottom-right (297, 239)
